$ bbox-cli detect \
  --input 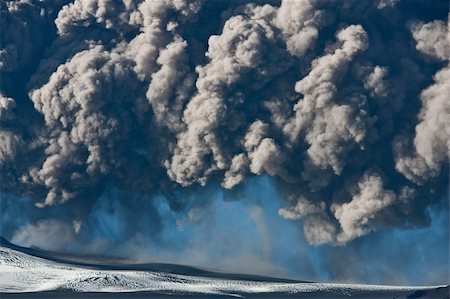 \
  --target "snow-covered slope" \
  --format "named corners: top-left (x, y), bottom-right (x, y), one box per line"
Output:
top-left (0, 239), bottom-right (448, 298)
